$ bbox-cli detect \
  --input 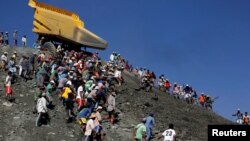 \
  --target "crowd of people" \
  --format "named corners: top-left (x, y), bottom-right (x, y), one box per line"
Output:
top-left (132, 67), bottom-right (217, 111)
top-left (0, 40), bottom-right (178, 140)
top-left (0, 39), bottom-right (133, 140)
top-left (0, 30), bottom-right (27, 47)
